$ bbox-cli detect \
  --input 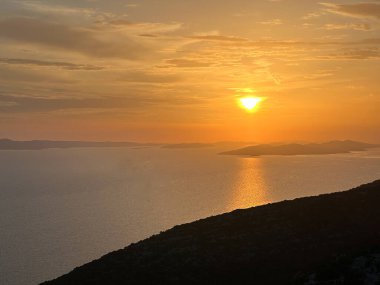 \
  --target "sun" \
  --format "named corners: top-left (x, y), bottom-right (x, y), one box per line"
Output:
top-left (238, 97), bottom-right (263, 112)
